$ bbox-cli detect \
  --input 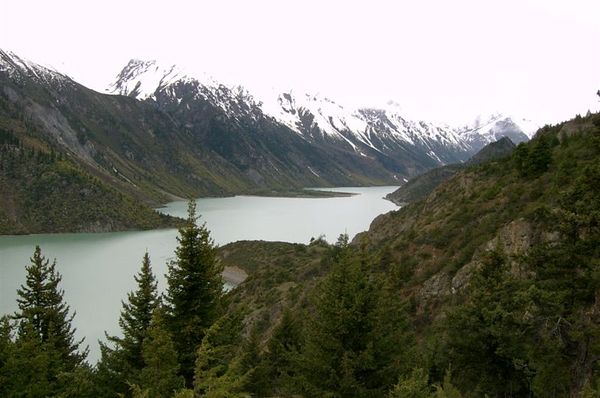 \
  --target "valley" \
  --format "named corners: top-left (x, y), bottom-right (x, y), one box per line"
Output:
top-left (1, 11), bottom-right (598, 394)
top-left (0, 49), bottom-right (536, 234)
